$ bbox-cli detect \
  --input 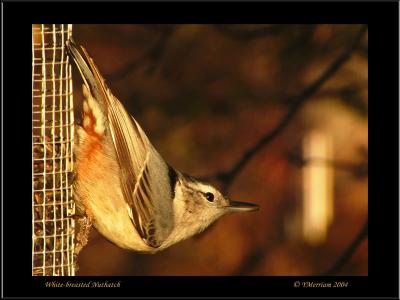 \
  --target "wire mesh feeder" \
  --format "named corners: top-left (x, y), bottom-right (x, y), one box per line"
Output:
top-left (32, 24), bottom-right (75, 276)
